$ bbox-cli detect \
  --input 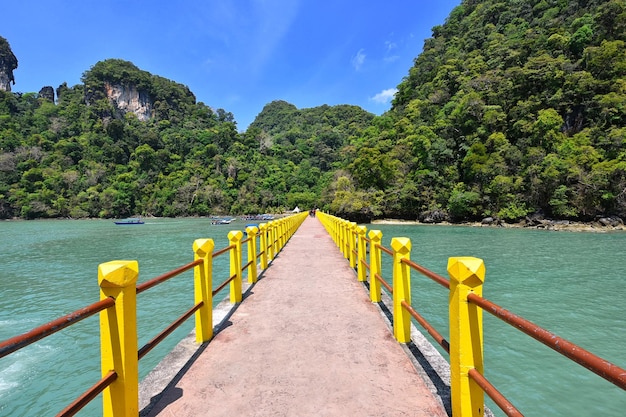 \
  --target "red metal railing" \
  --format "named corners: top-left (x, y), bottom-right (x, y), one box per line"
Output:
top-left (0, 235), bottom-right (254, 416)
top-left (381, 239), bottom-right (624, 415)
top-left (0, 214), bottom-right (308, 417)
top-left (317, 212), bottom-right (625, 417)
